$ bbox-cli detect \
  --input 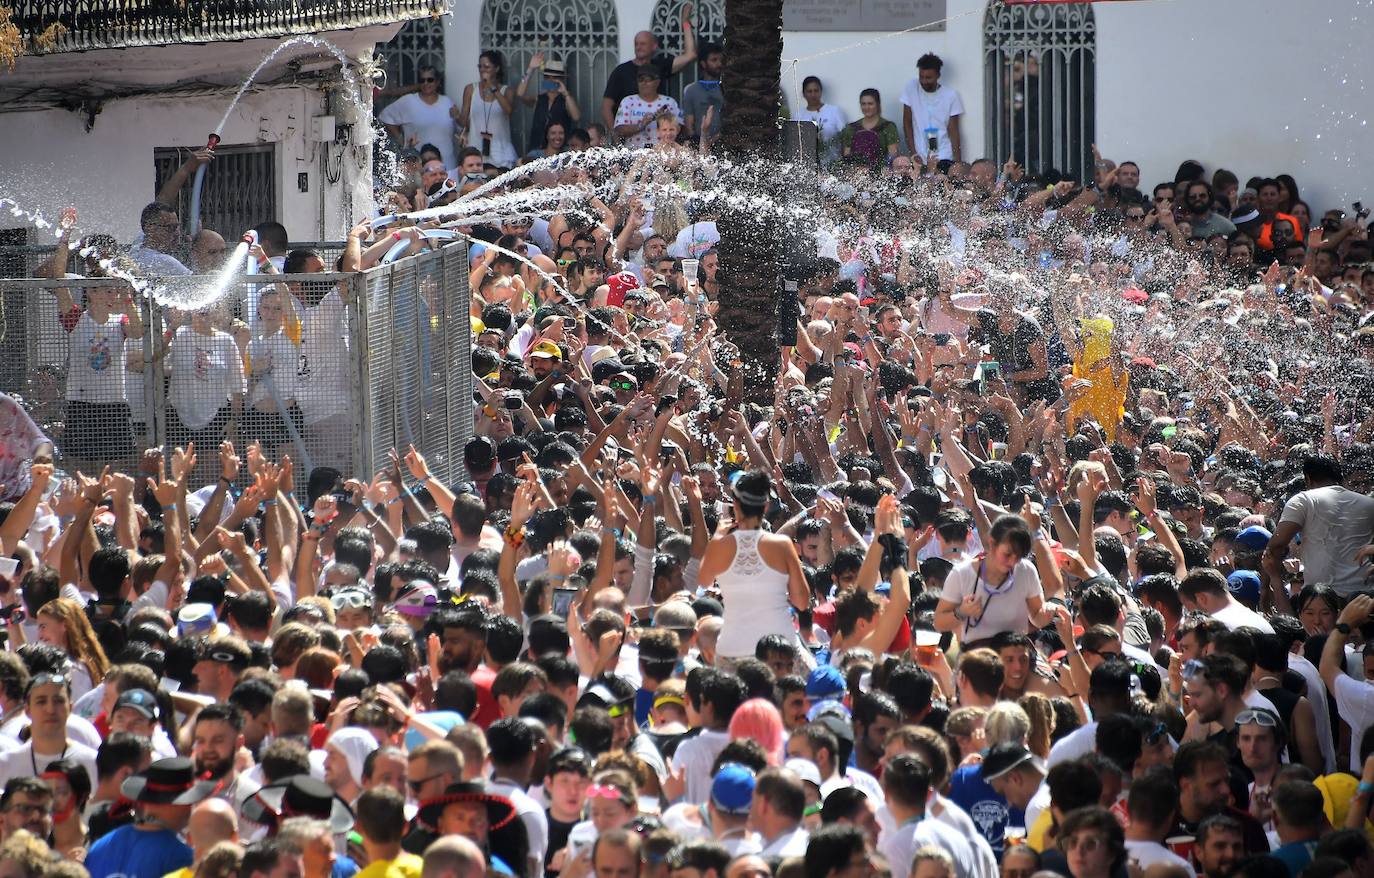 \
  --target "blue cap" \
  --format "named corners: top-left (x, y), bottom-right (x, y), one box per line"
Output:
top-left (710, 763), bottom-right (756, 815)
top-left (1234, 526), bottom-right (1272, 552)
top-left (806, 665), bottom-right (846, 699)
top-left (1226, 570), bottom-right (1262, 605)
